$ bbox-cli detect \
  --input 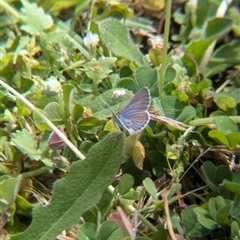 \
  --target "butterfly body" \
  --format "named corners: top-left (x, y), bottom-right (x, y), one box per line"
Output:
top-left (112, 87), bottom-right (151, 134)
